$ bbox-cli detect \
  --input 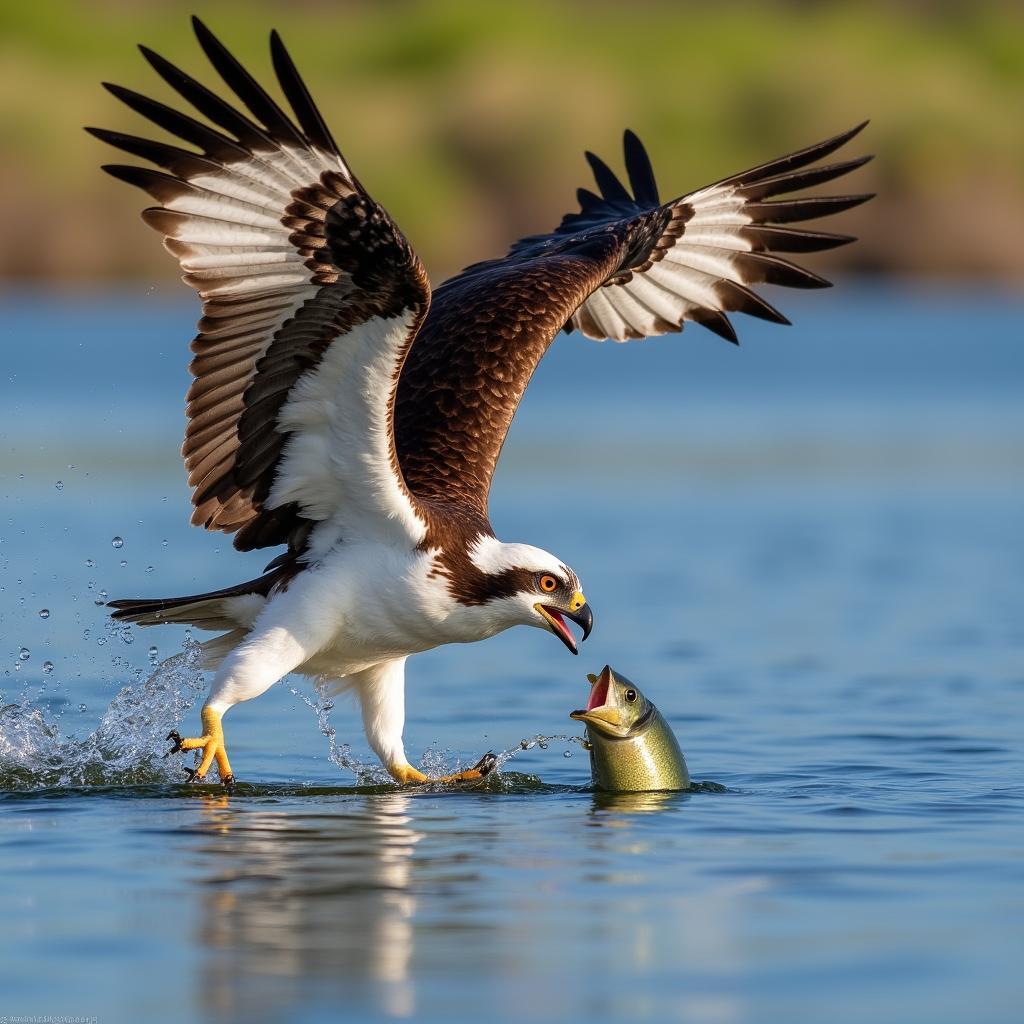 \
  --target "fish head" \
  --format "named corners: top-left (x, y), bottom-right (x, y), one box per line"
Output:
top-left (569, 665), bottom-right (651, 738)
